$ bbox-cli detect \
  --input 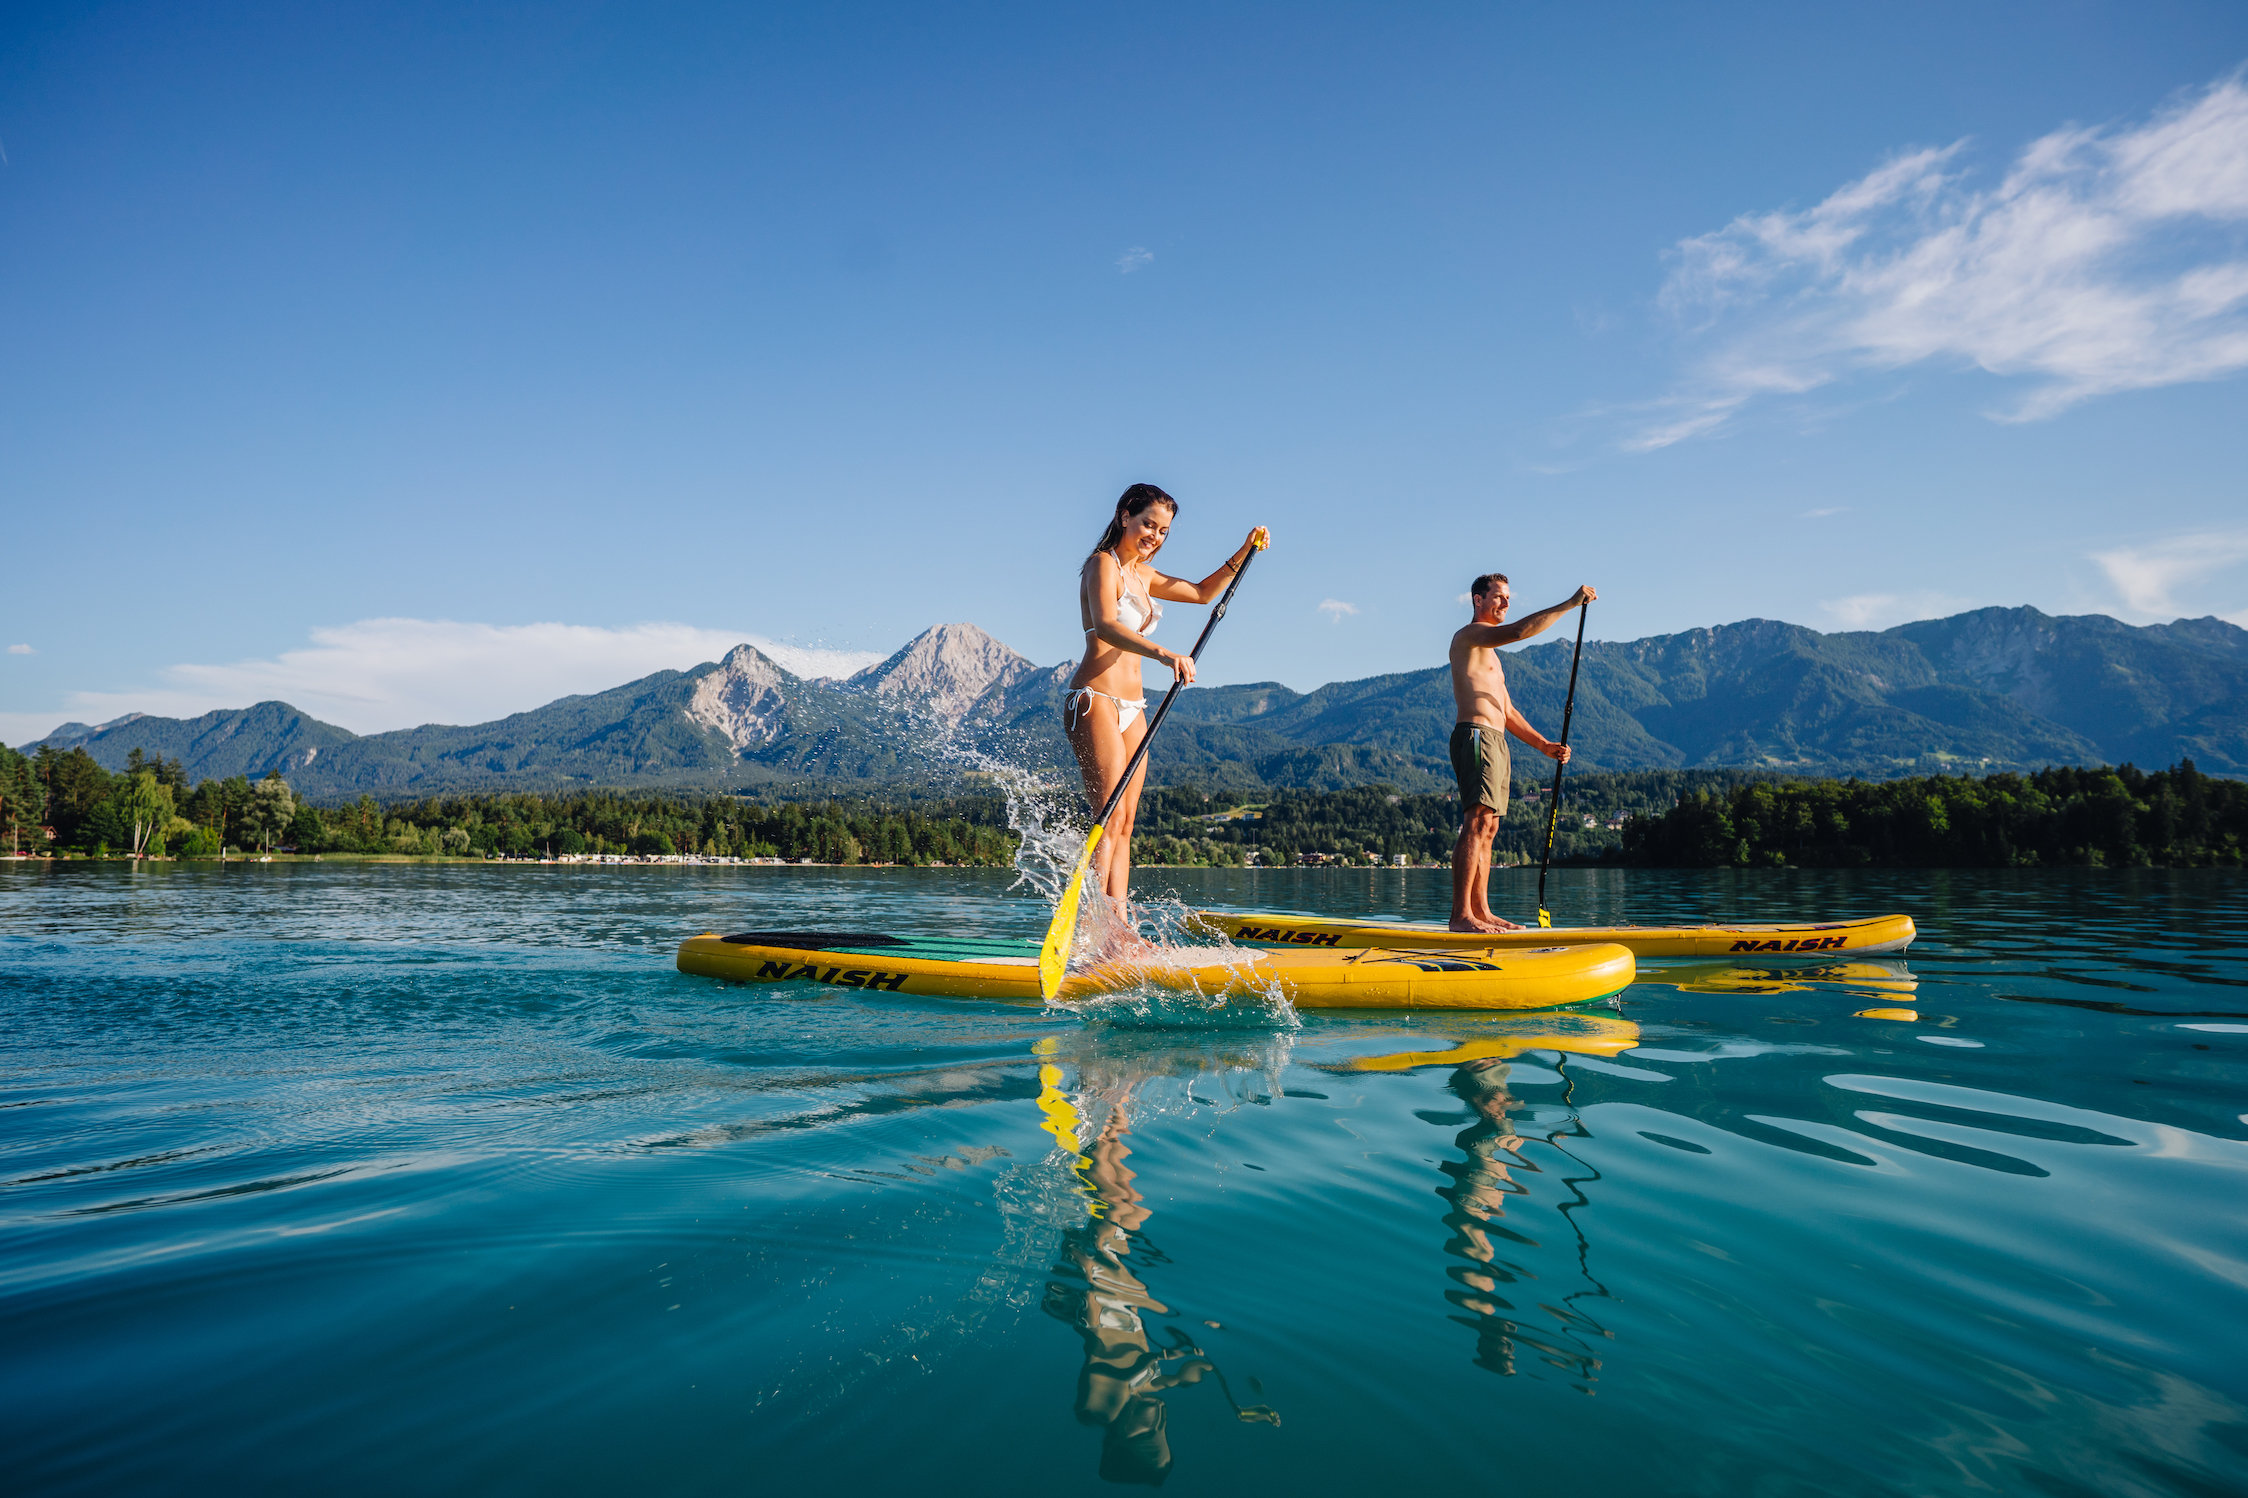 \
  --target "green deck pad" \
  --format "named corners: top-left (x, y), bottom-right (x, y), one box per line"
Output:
top-left (827, 936), bottom-right (1041, 962)
top-left (720, 930), bottom-right (1040, 961)
top-left (729, 933), bottom-right (1042, 963)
